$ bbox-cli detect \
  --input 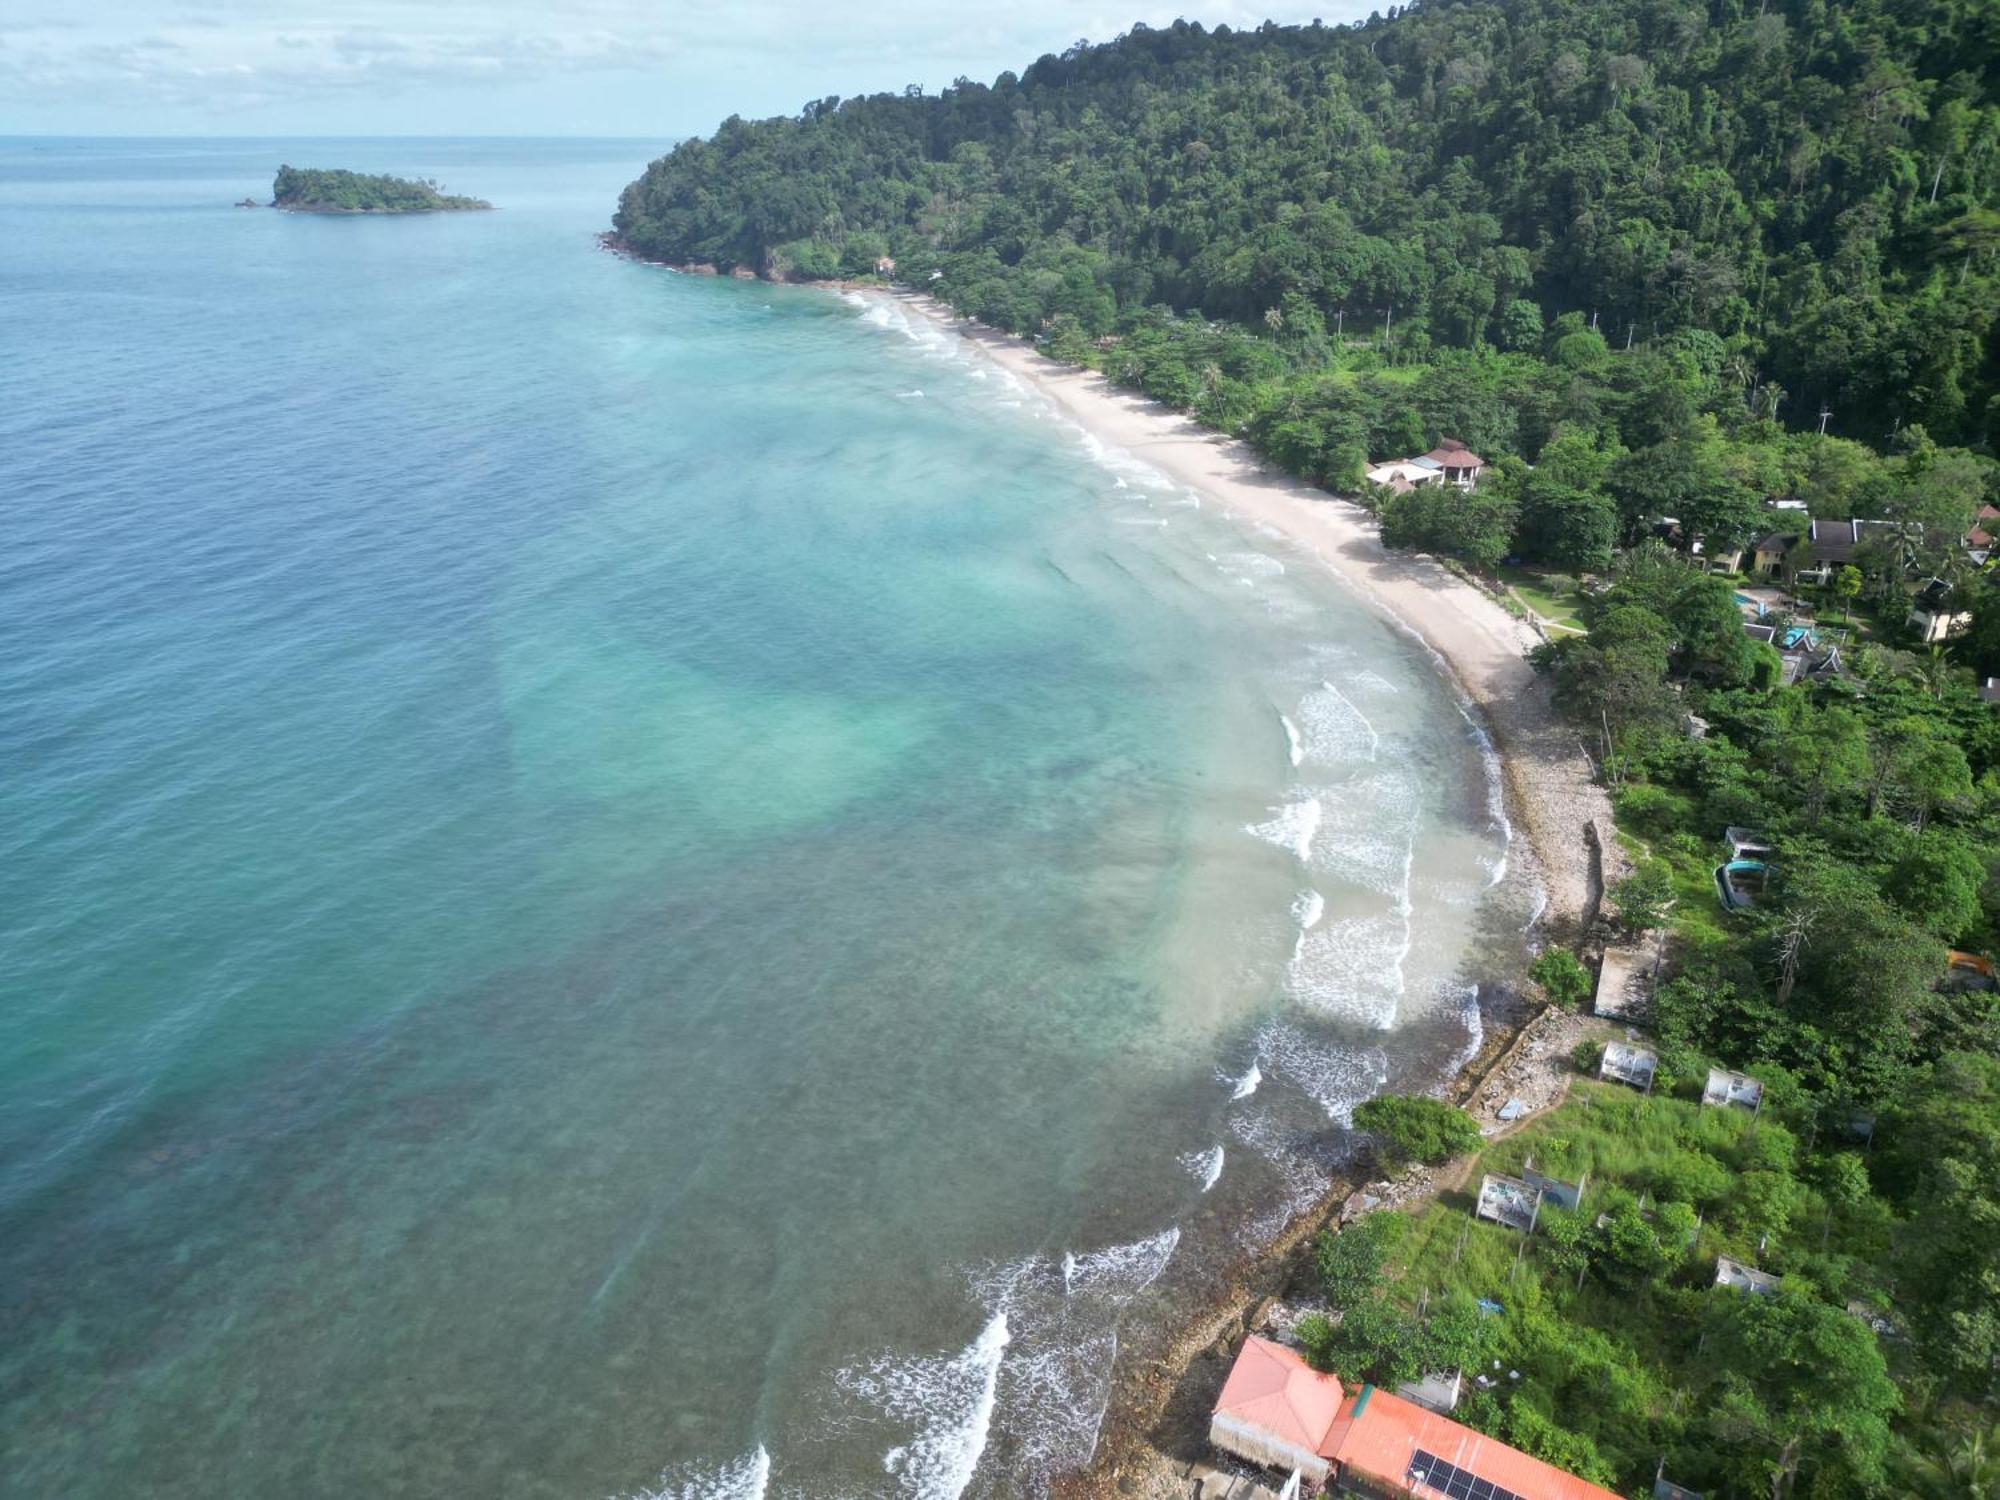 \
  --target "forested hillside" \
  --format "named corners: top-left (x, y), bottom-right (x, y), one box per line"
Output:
top-left (614, 0), bottom-right (1997, 449)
